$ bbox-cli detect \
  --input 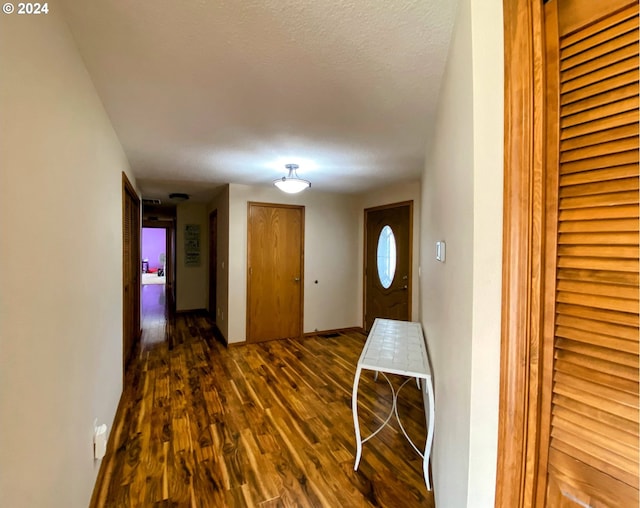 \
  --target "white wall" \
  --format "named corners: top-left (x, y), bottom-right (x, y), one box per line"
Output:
top-left (0, 11), bottom-right (132, 508)
top-left (420, 0), bottom-right (504, 506)
top-left (176, 203), bottom-right (209, 311)
top-left (420, 0), bottom-right (474, 503)
top-left (467, 0), bottom-right (503, 505)
top-left (356, 180), bottom-right (422, 323)
top-left (226, 184), bottom-right (360, 343)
